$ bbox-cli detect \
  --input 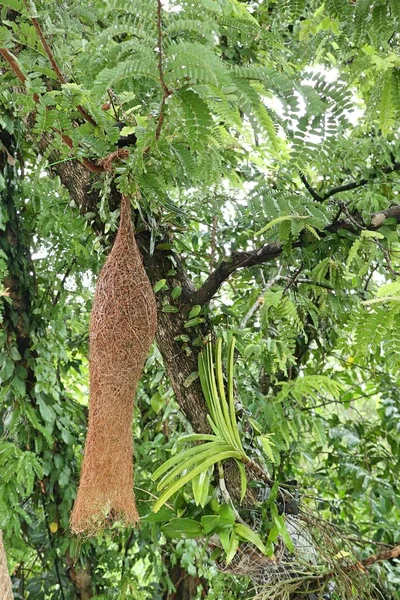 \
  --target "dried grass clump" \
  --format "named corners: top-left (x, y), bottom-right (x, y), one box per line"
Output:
top-left (0, 531), bottom-right (13, 600)
top-left (217, 511), bottom-right (379, 600)
top-left (71, 196), bottom-right (157, 535)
